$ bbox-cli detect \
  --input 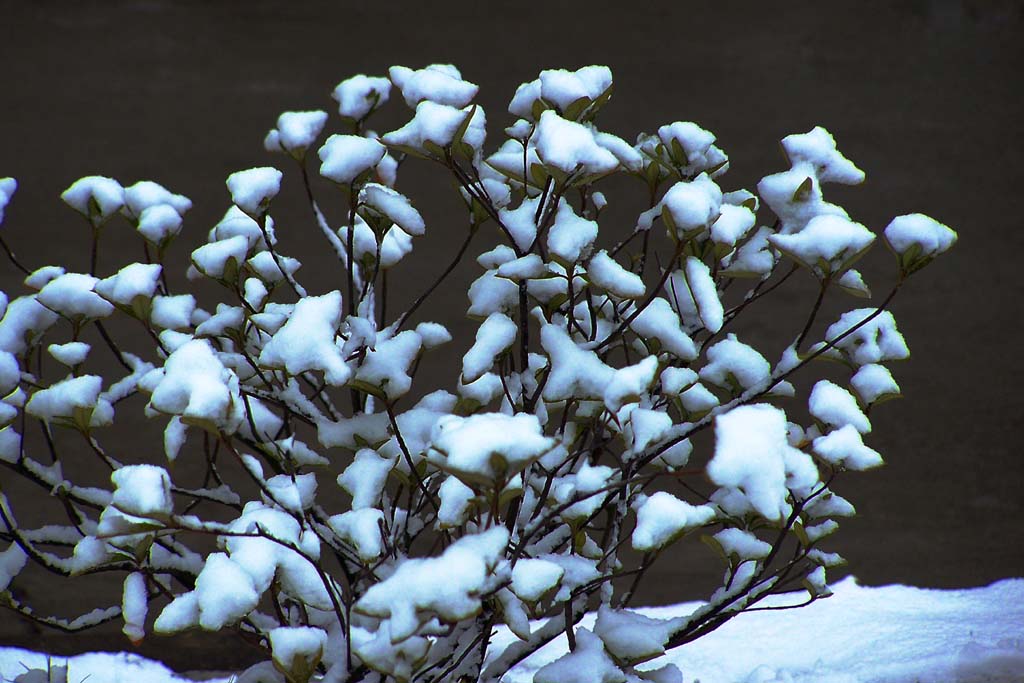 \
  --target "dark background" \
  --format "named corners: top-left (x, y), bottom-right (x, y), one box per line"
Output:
top-left (1, 0), bottom-right (1021, 673)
